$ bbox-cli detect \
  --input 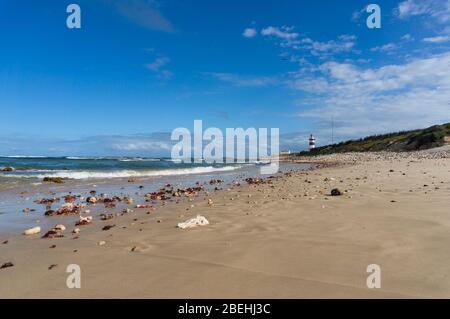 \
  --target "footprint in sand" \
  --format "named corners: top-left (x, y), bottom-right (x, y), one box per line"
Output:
top-left (127, 242), bottom-right (155, 253)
